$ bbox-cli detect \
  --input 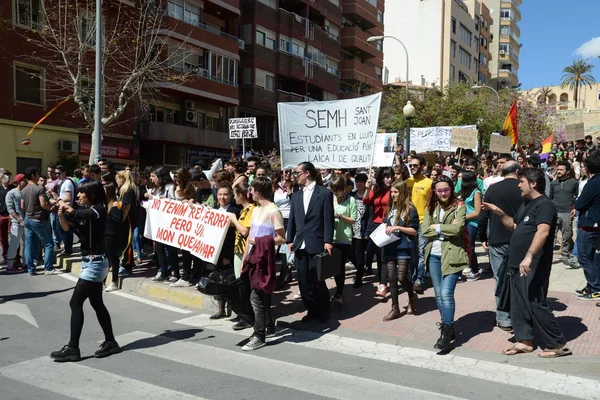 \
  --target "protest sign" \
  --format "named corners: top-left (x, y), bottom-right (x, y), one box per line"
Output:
top-left (450, 128), bottom-right (478, 149)
top-left (144, 198), bottom-right (230, 265)
top-left (229, 117), bottom-right (258, 139)
top-left (565, 122), bottom-right (585, 142)
top-left (278, 92), bottom-right (382, 169)
top-left (373, 133), bottom-right (397, 167)
top-left (489, 134), bottom-right (512, 154)
top-left (409, 125), bottom-right (478, 153)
